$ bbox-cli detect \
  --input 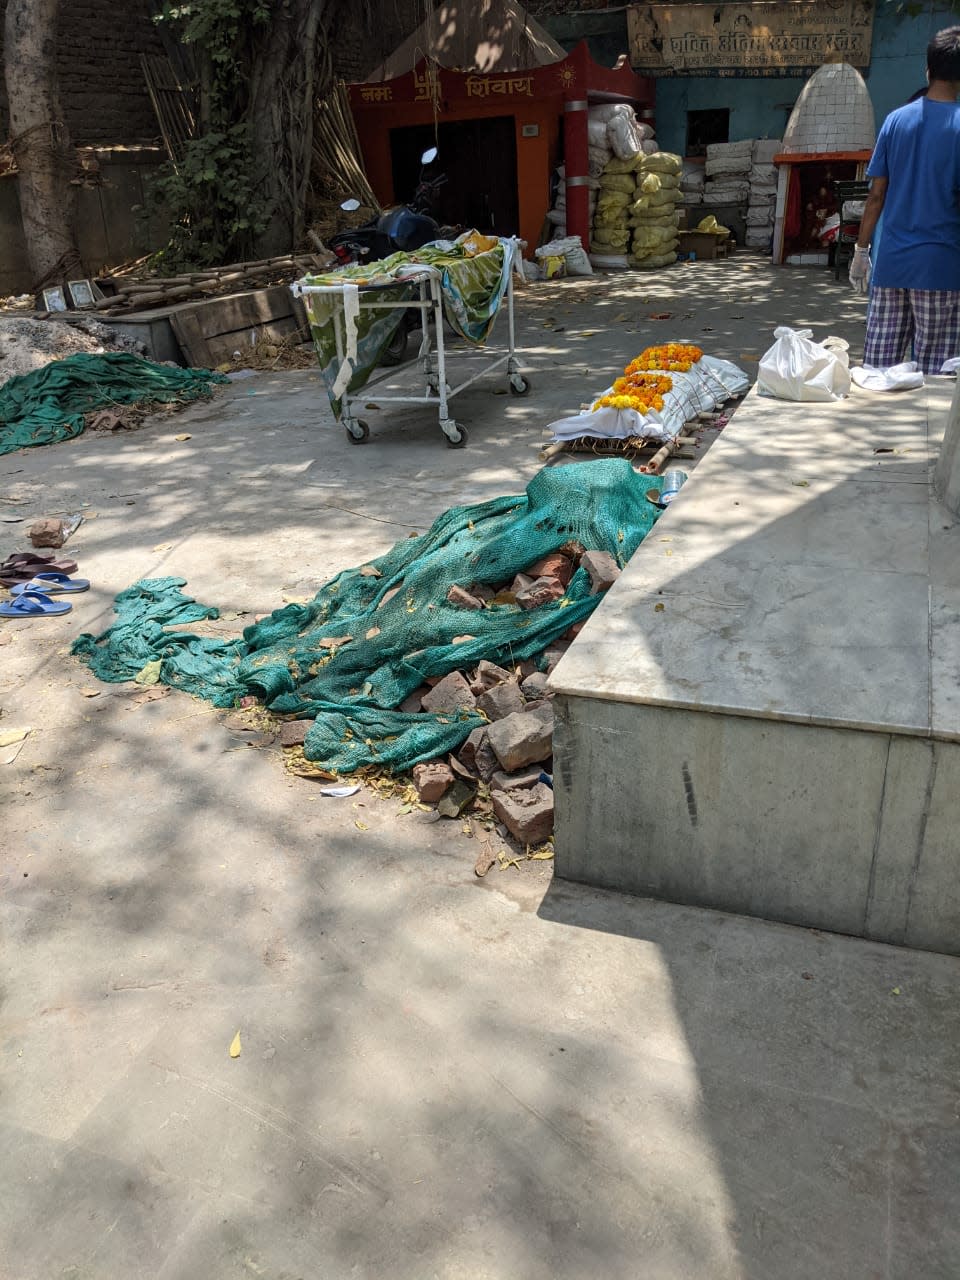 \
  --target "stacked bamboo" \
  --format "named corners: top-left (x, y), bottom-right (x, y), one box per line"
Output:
top-left (91, 253), bottom-right (331, 314)
top-left (312, 81), bottom-right (380, 212)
